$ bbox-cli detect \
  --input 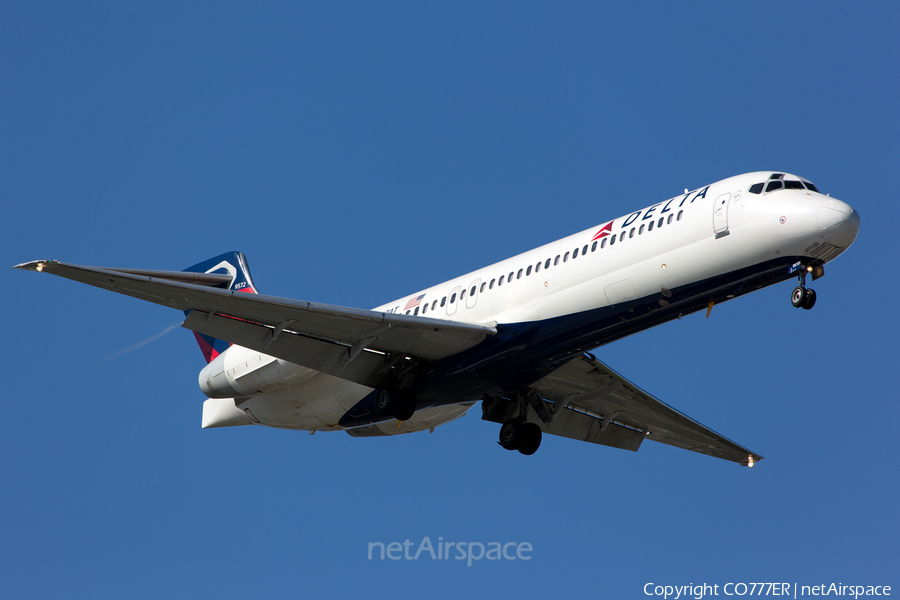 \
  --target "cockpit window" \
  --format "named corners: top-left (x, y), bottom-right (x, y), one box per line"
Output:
top-left (758, 174), bottom-right (821, 195)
